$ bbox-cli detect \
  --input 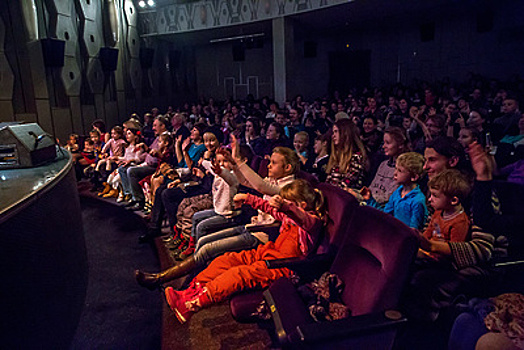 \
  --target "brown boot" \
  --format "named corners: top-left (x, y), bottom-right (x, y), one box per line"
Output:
top-left (97, 182), bottom-right (111, 196)
top-left (103, 188), bottom-right (119, 198)
top-left (135, 257), bottom-right (196, 290)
